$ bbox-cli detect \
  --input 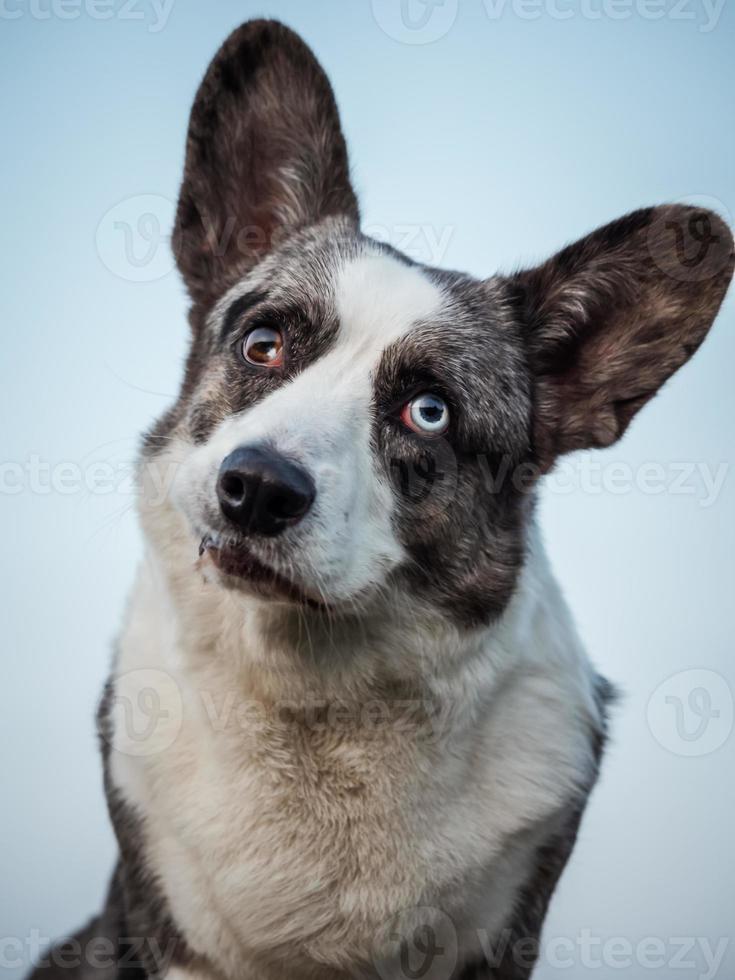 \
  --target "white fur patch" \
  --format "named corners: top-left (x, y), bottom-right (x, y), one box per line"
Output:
top-left (334, 251), bottom-right (444, 349)
top-left (110, 511), bottom-right (602, 980)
